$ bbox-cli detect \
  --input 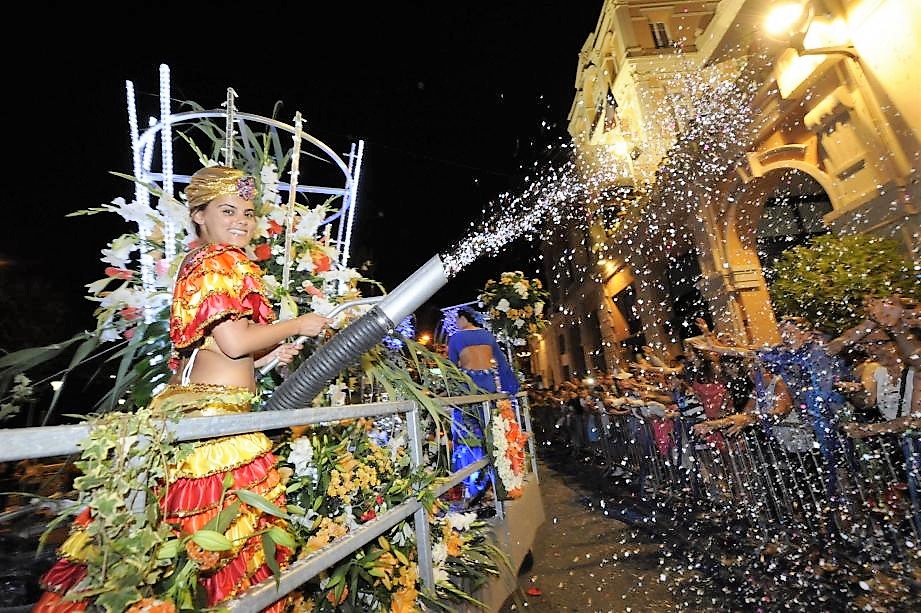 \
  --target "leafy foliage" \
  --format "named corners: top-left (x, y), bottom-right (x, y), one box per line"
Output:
top-left (769, 234), bottom-right (919, 335)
